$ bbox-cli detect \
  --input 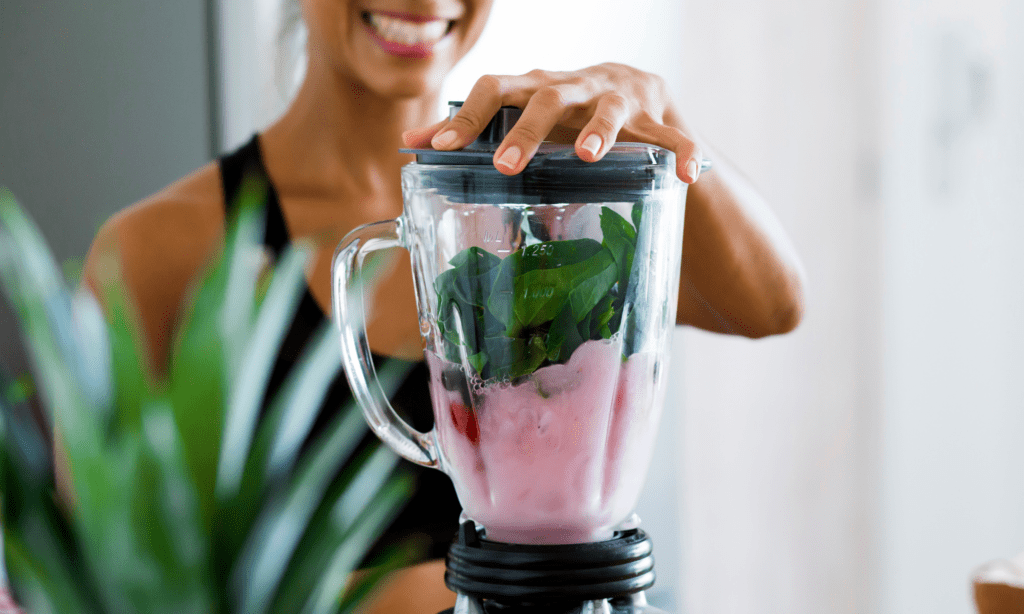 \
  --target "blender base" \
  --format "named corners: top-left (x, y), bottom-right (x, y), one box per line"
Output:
top-left (439, 591), bottom-right (670, 613)
top-left (439, 522), bottom-right (668, 614)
